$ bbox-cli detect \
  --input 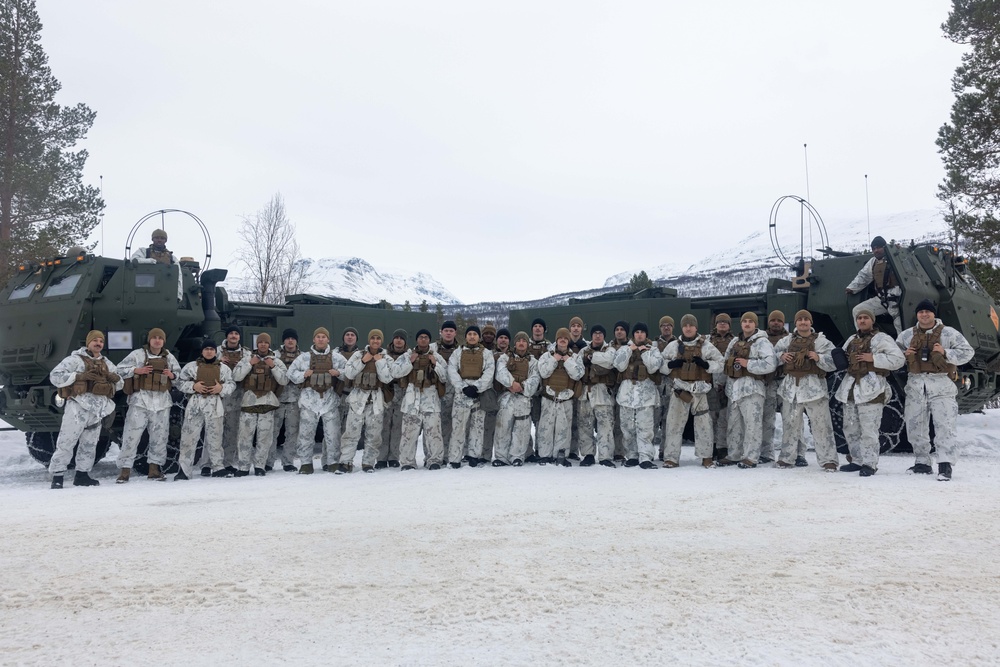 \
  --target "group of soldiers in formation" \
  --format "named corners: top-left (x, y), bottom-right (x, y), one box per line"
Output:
top-left (46, 268), bottom-right (975, 488)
